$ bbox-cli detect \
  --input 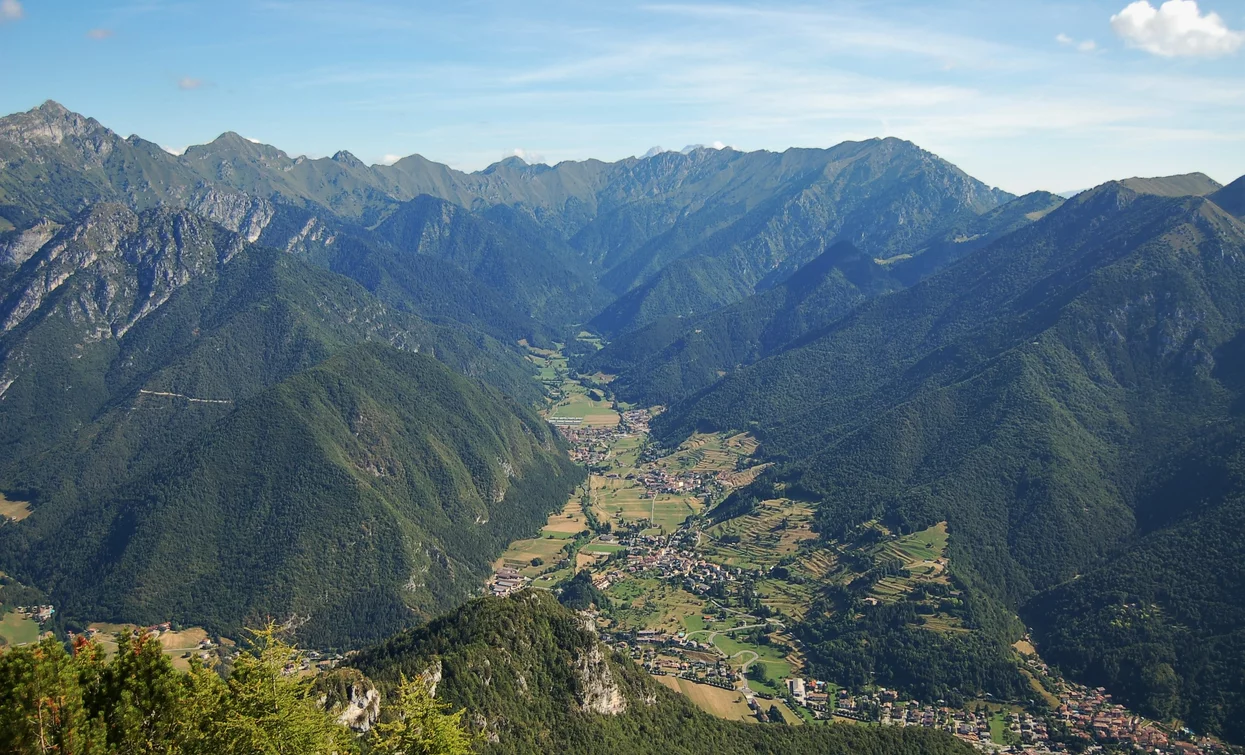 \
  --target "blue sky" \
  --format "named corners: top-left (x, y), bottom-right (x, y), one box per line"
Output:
top-left (1, 0), bottom-right (1242, 194)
